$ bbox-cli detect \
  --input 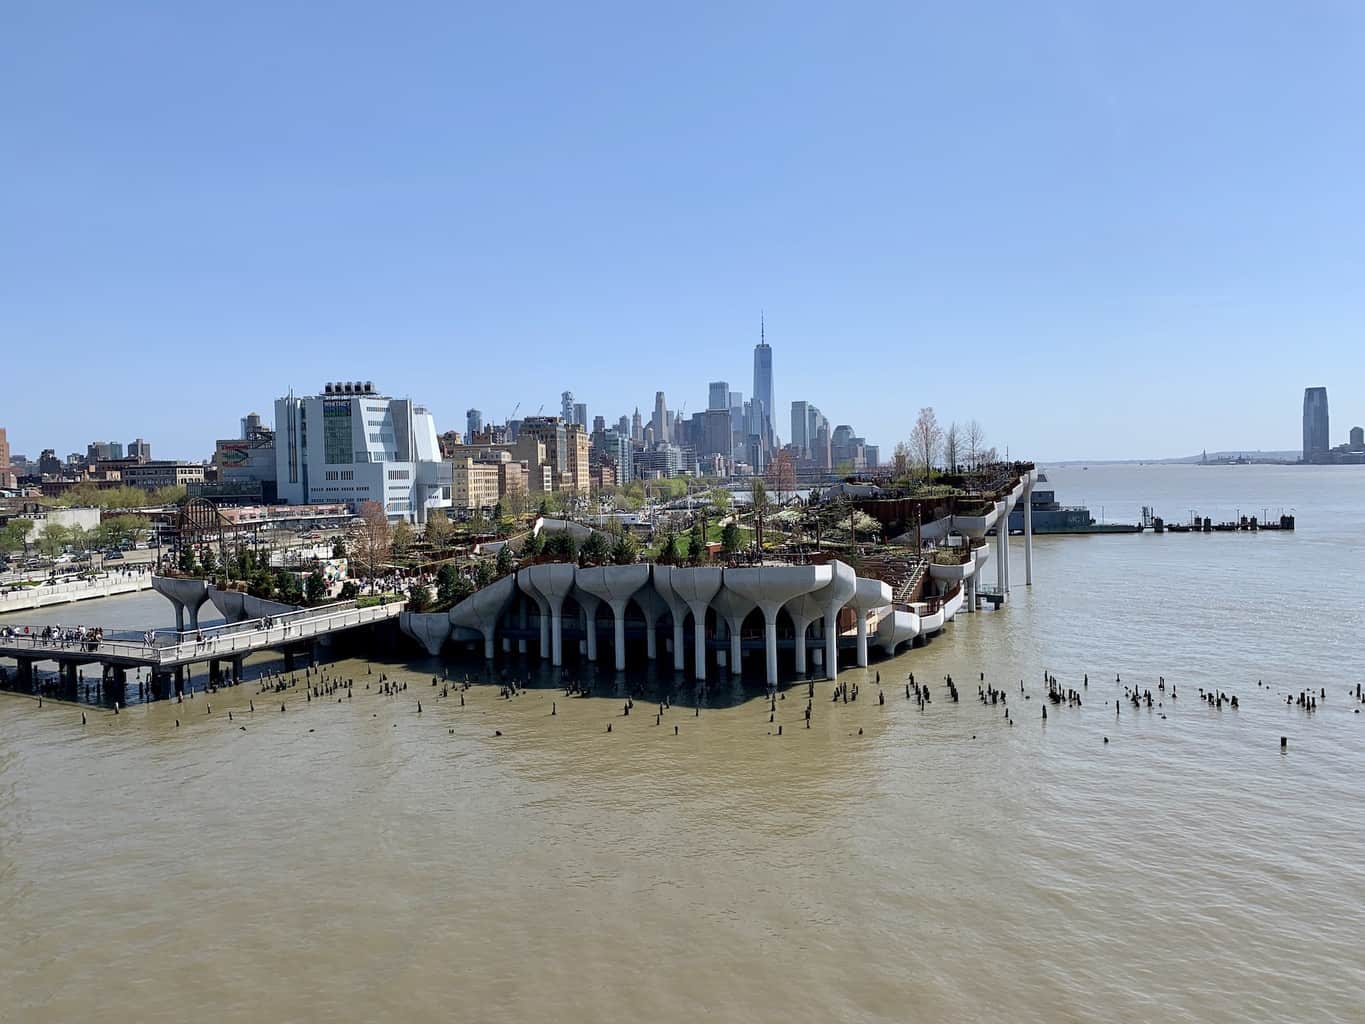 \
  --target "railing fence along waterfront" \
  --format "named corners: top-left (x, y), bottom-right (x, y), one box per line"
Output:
top-left (0, 600), bottom-right (401, 666)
